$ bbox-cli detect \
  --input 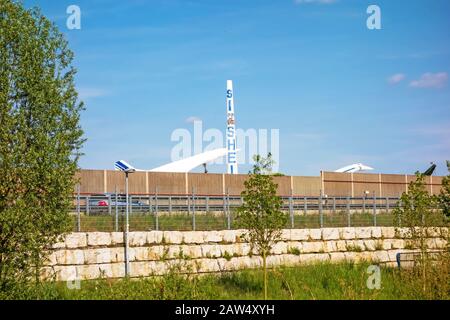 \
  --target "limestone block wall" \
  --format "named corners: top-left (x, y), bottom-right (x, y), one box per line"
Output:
top-left (43, 227), bottom-right (448, 282)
